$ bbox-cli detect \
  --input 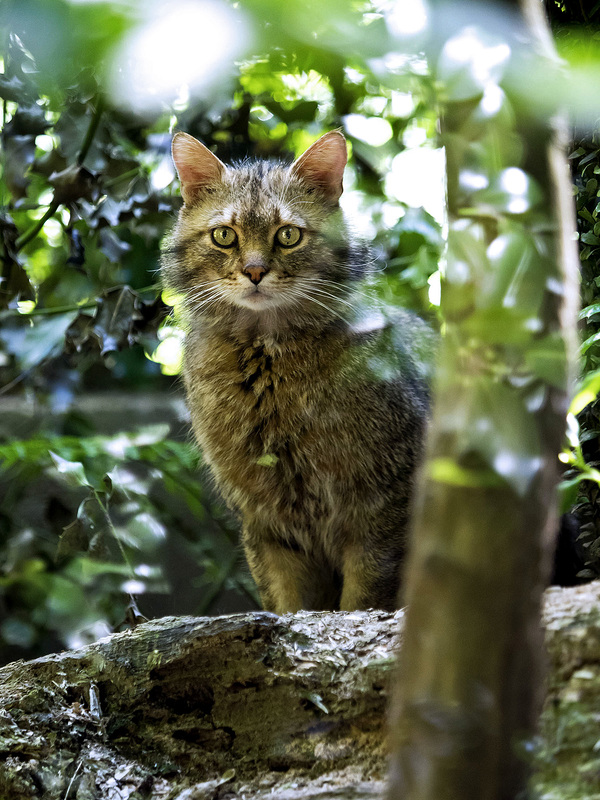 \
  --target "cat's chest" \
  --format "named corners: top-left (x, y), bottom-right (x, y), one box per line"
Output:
top-left (184, 334), bottom-right (343, 464)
